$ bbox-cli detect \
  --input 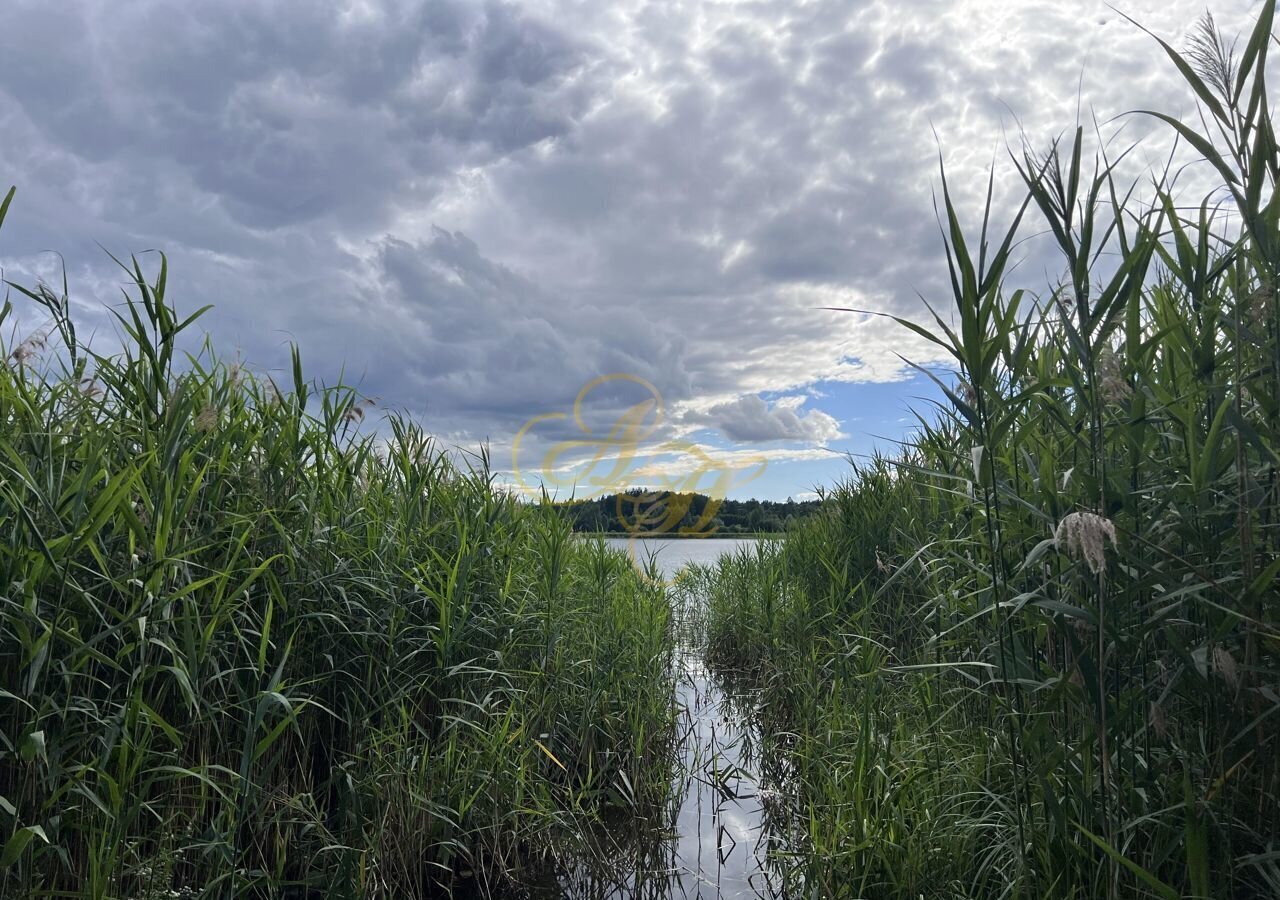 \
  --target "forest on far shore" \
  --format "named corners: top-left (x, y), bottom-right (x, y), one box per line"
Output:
top-left (562, 490), bottom-right (822, 535)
